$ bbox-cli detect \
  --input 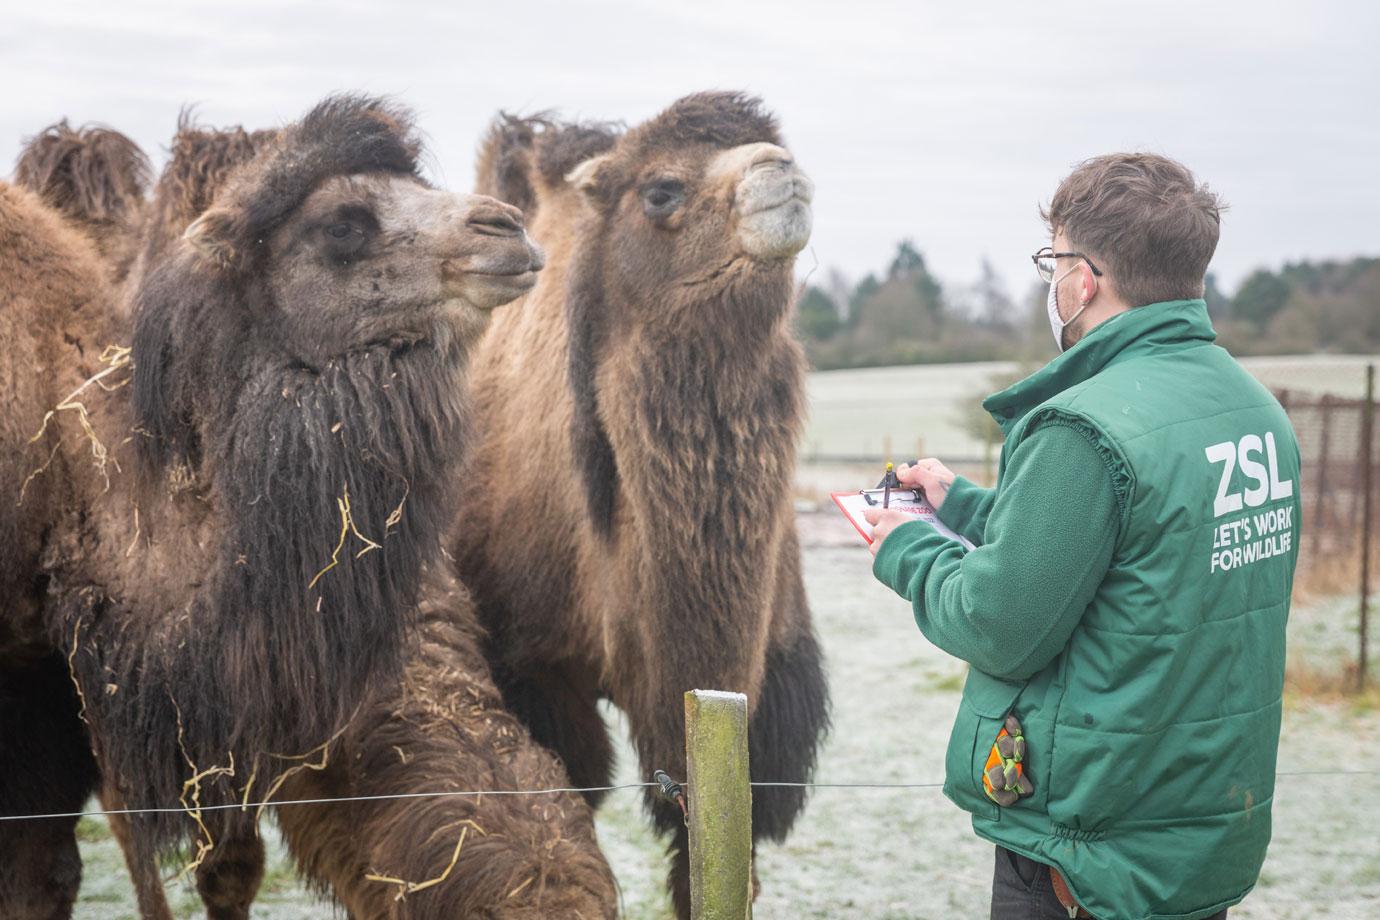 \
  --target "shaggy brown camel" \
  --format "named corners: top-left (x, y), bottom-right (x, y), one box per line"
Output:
top-left (457, 92), bottom-right (831, 916)
top-left (10, 121), bottom-right (180, 920)
top-left (13, 109), bottom-right (616, 919)
top-left (1, 175), bottom-right (117, 920)
top-left (0, 95), bottom-right (552, 918)
top-left (140, 112), bottom-right (617, 920)
top-left (13, 117), bottom-right (278, 920)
